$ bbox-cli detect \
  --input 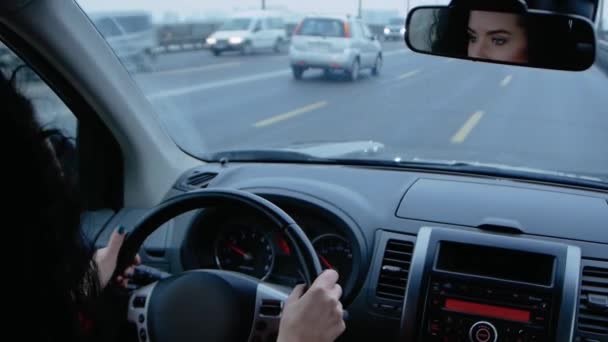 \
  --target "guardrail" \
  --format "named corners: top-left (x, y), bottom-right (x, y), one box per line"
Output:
top-left (154, 22), bottom-right (221, 53)
top-left (150, 22), bottom-right (395, 54)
